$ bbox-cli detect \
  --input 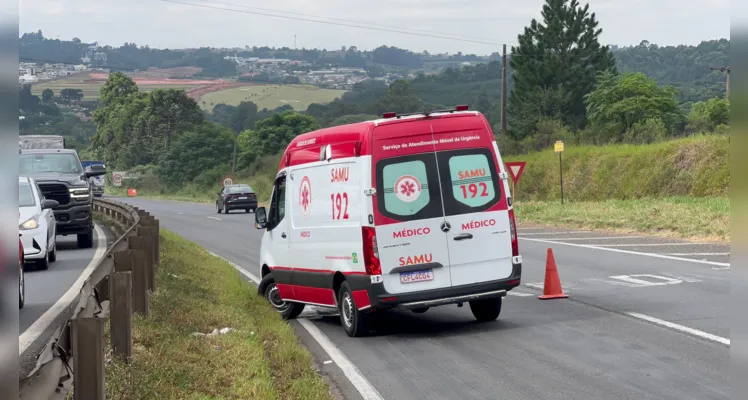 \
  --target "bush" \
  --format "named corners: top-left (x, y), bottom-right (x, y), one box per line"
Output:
top-left (623, 118), bottom-right (667, 144)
